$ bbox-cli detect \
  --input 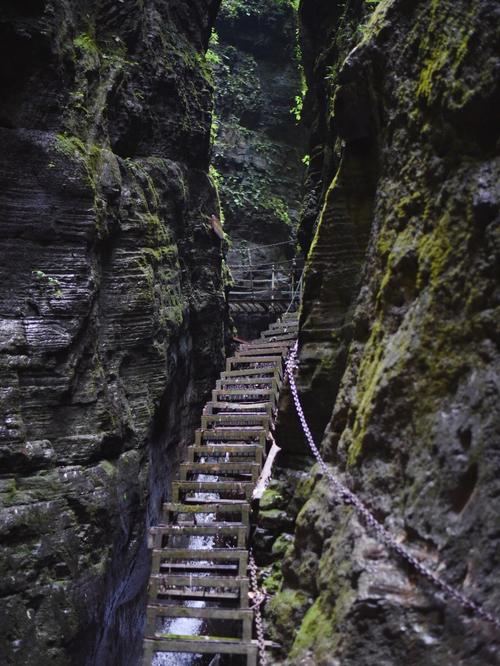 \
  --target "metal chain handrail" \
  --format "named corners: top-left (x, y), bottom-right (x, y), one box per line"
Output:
top-left (285, 341), bottom-right (500, 630)
top-left (249, 549), bottom-right (268, 665)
